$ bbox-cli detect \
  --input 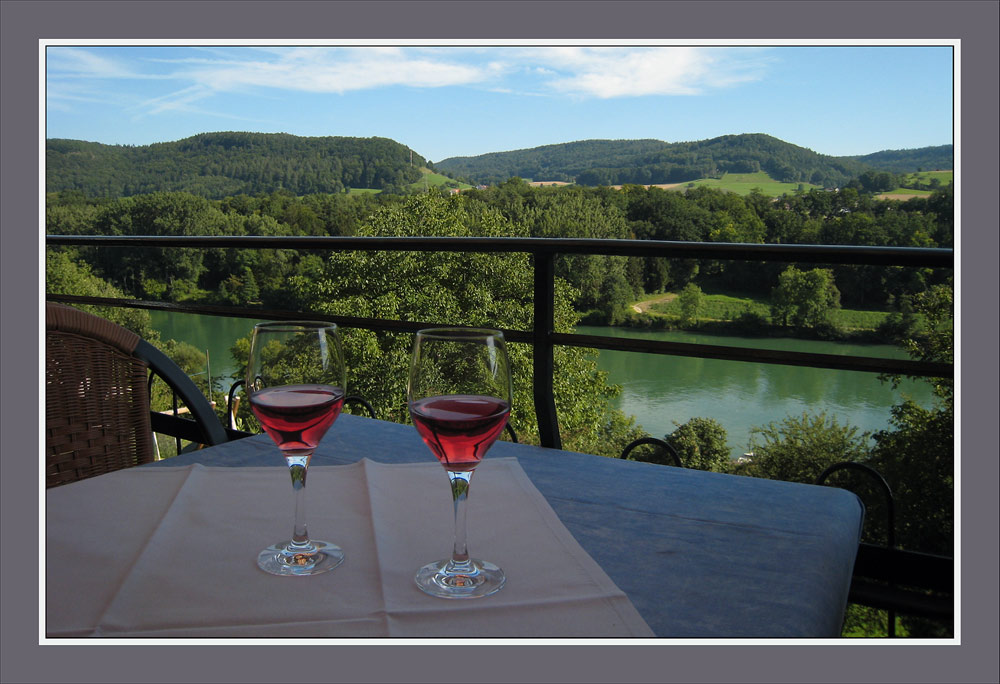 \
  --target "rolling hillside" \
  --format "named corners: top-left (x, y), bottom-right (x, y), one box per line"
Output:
top-left (847, 145), bottom-right (953, 174)
top-left (46, 132), bottom-right (427, 199)
top-left (46, 130), bottom-right (953, 200)
top-left (435, 134), bottom-right (952, 189)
